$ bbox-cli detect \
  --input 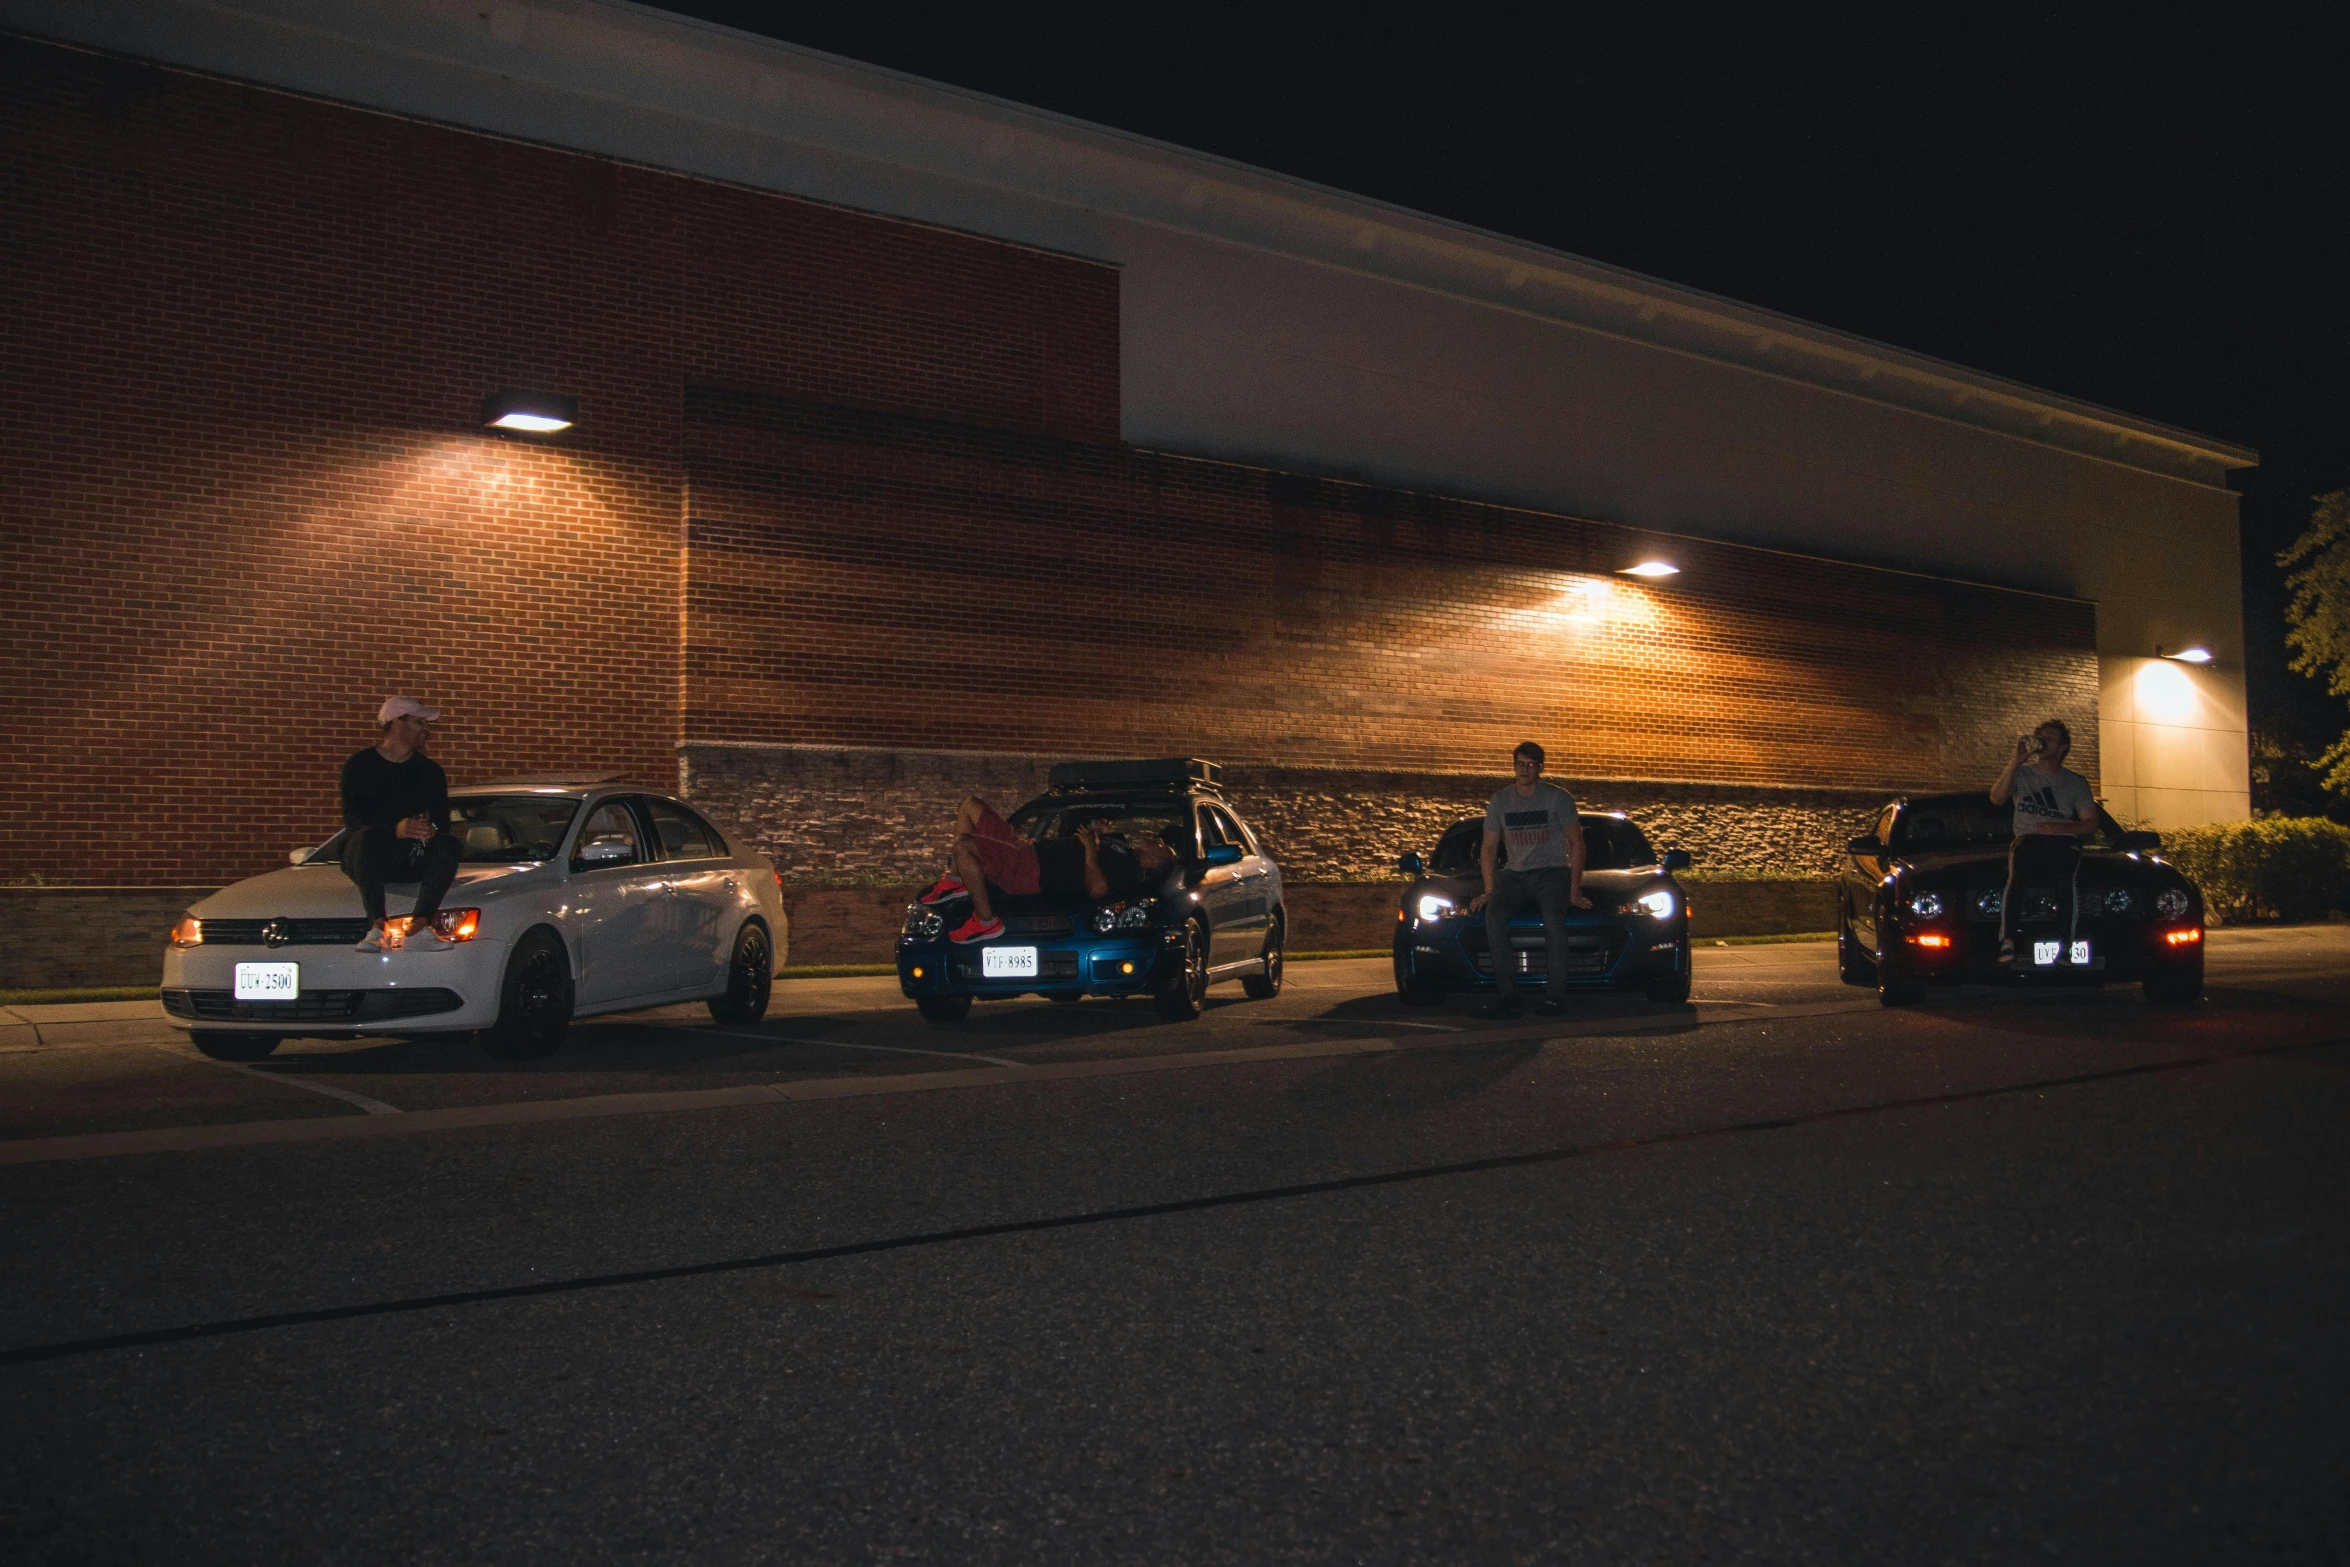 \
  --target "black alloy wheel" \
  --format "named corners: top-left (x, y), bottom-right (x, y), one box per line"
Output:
top-left (1645, 944), bottom-right (1693, 1004)
top-left (707, 922), bottom-right (773, 1023)
top-left (481, 927), bottom-right (573, 1060)
top-left (1875, 914), bottom-right (1926, 1008)
top-left (1836, 907), bottom-right (1876, 986)
top-left (916, 994), bottom-right (973, 1024)
top-left (192, 1032), bottom-right (279, 1062)
top-left (1154, 917), bottom-right (1209, 1020)
top-left (1242, 912), bottom-right (1285, 999)
top-left (1393, 936), bottom-right (1446, 1006)
top-left (2144, 951), bottom-right (2205, 1005)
